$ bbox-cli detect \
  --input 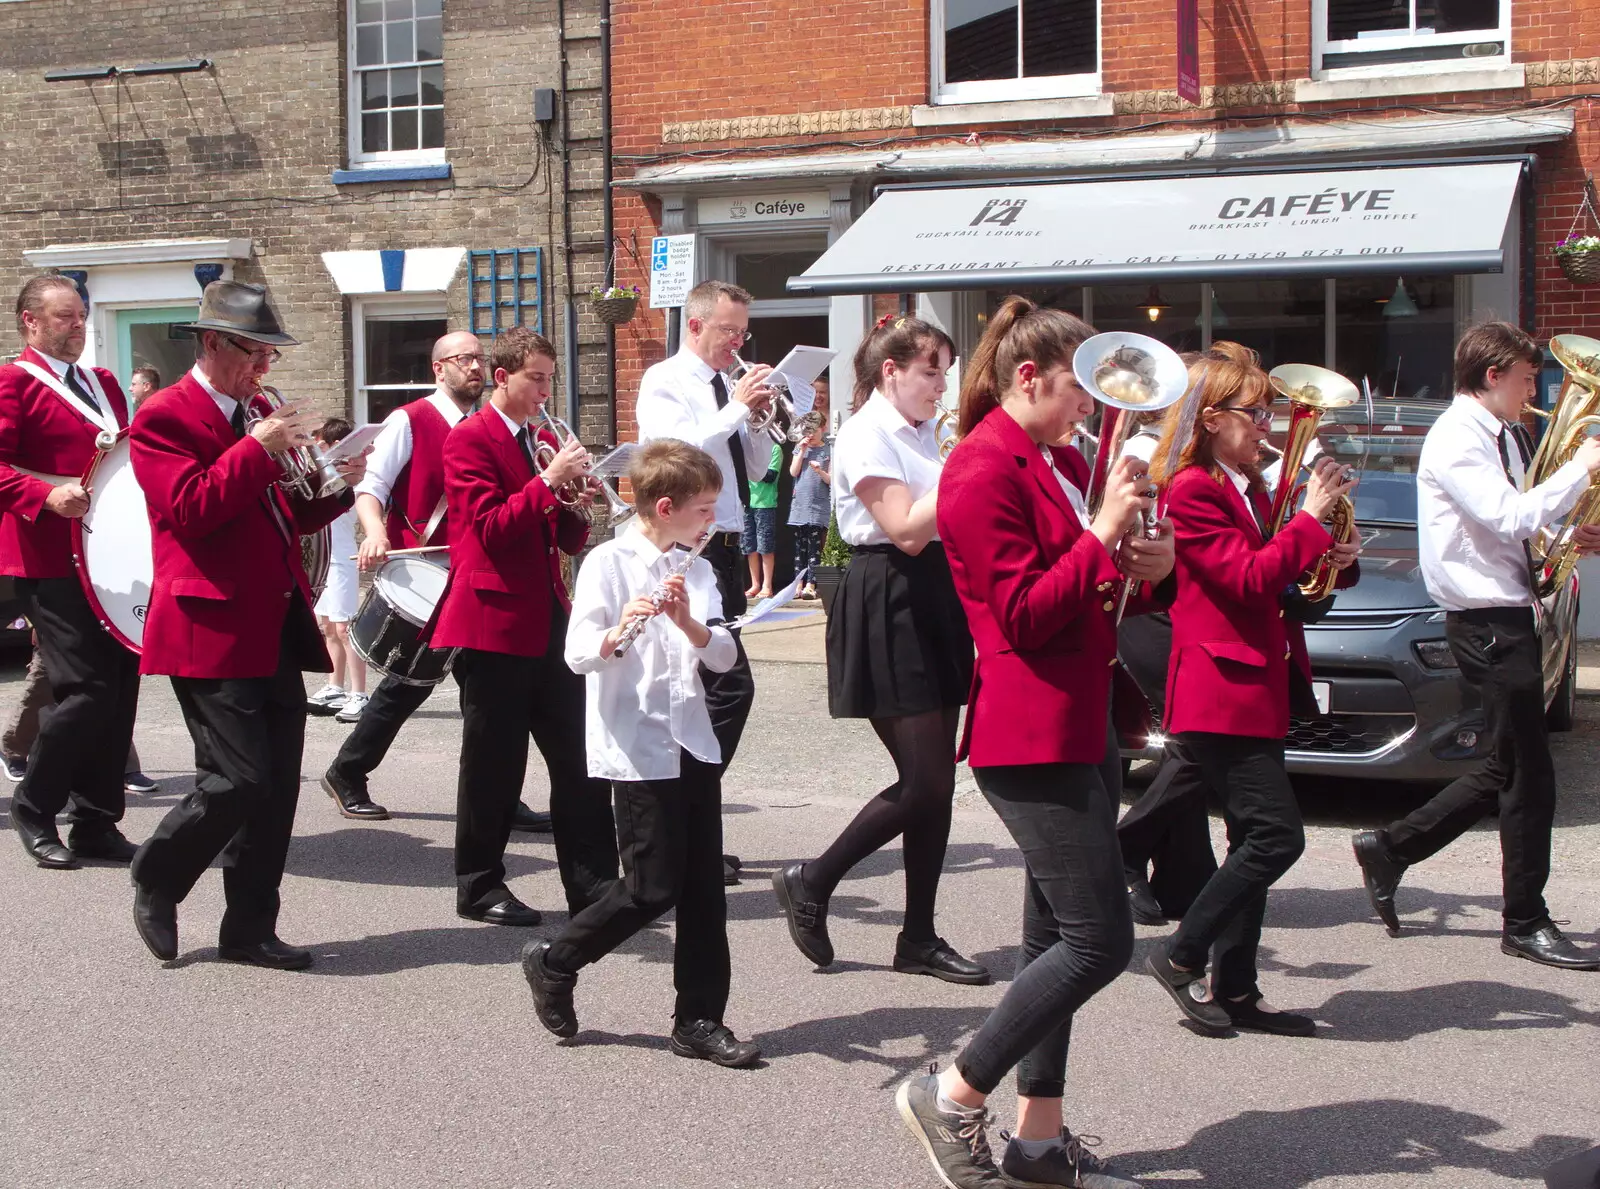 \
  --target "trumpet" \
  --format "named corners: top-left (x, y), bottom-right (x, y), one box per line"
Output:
top-left (1265, 364), bottom-right (1360, 600)
top-left (534, 407), bottom-right (636, 526)
top-left (1074, 332), bottom-right (1190, 622)
top-left (729, 353), bottom-right (827, 444)
top-left (1524, 334), bottom-right (1600, 597)
top-left (243, 381), bottom-right (348, 501)
top-left (935, 408), bottom-right (960, 460)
